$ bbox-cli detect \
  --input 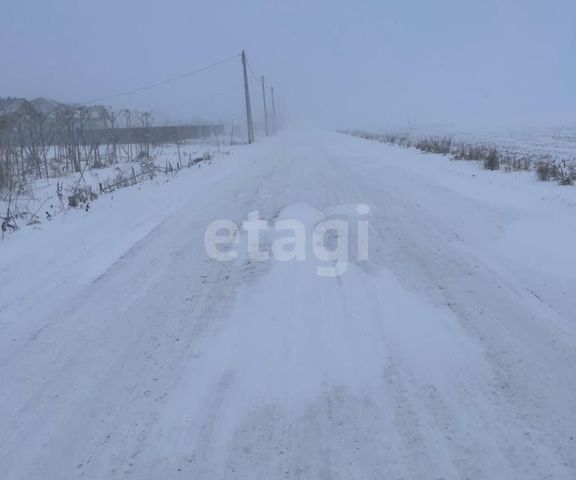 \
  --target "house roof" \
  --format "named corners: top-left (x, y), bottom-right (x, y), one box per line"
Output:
top-left (0, 98), bottom-right (31, 115)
